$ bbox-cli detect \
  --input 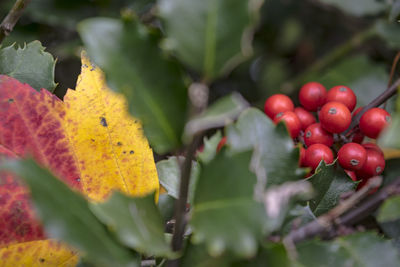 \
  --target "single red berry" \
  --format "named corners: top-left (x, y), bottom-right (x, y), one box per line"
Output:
top-left (299, 82), bottom-right (327, 111)
top-left (294, 107), bottom-right (316, 130)
top-left (345, 170), bottom-right (358, 181)
top-left (304, 123), bottom-right (334, 147)
top-left (264, 94), bottom-right (294, 119)
top-left (362, 142), bottom-right (384, 156)
top-left (319, 101), bottom-right (351, 133)
top-left (359, 108), bottom-right (391, 139)
top-left (304, 144), bottom-right (334, 170)
top-left (274, 111), bottom-right (301, 138)
top-left (326, 85), bottom-right (357, 112)
top-left (355, 149), bottom-right (385, 179)
top-left (338, 143), bottom-right (367, 171)
top-left (216, 136), bottom-right (227, 152)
